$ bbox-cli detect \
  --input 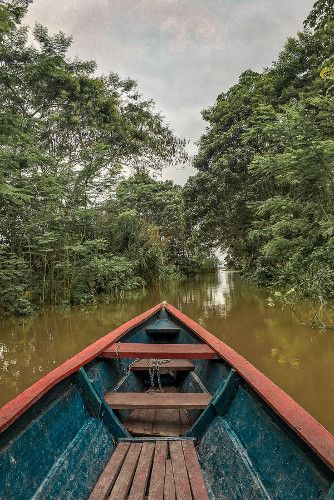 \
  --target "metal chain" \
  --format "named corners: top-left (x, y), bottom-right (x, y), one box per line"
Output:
top-left (114, 343), bottom-right (126, 376)
top-left (114, 344), bottom-right (170, 393)
top-left (148, 358), bottom-right (170, 392)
